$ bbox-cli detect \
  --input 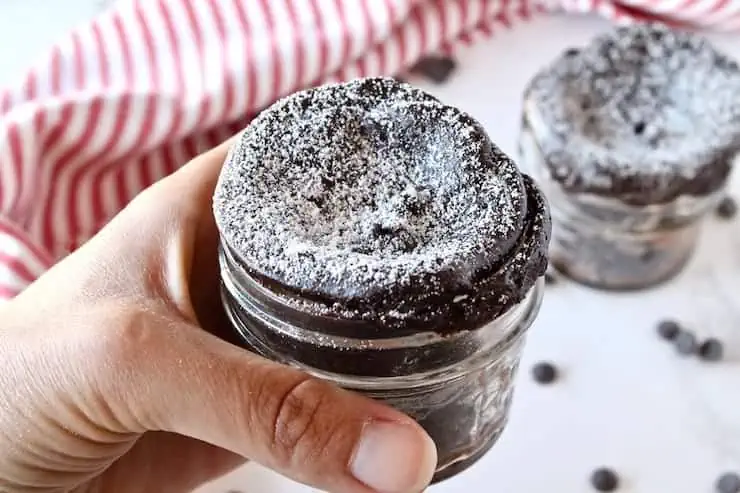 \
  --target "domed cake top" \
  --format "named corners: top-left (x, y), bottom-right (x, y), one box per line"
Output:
top-left (214, 77), bottom-right (550, 333)
top-left (525, 24), bottom-right (740, 205)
